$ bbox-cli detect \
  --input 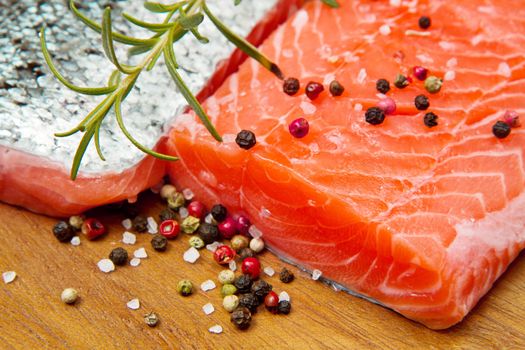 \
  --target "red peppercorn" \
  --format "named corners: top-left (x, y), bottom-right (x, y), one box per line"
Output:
top-left (289, 118), bottom-right (310, 138)
top-left (159, 219), bottom-right (180, 239)
top-left (218, 216), bottom-right (237, 239)
top-left (413, 66), bottom-right (428, 81)
top-left (305, 81), bottom-right (324, 100)
top-left (235, 215), bottom-right (251, 236)
top-left (81, 218), bottom-right (106, 240)
top-left (187, 201), bottom-right (206, 219)
top-left (214, 245), bottom-right (236, 264)
top-left (241, 257), bottom-right (261, 280)
top-left (264, 291), bottom-right (279, 314)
